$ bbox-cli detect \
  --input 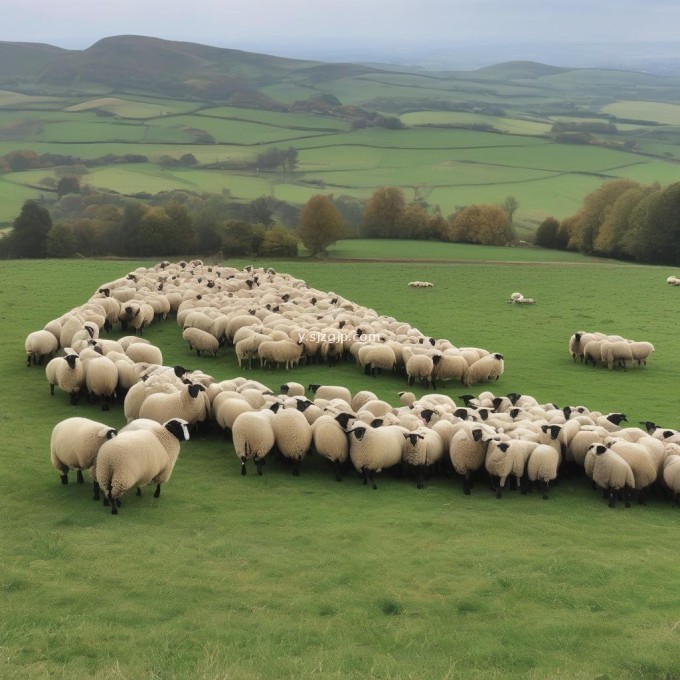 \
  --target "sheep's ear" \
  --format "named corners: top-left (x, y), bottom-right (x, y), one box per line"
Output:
top-left (107, 428), bottom-right (117, 439)
top-left (417, 434), bottom-right (425, 439)
top-left (541, 425), bottom-right (549, 433)
top-left (403, 433), bottom-right (409, 439)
